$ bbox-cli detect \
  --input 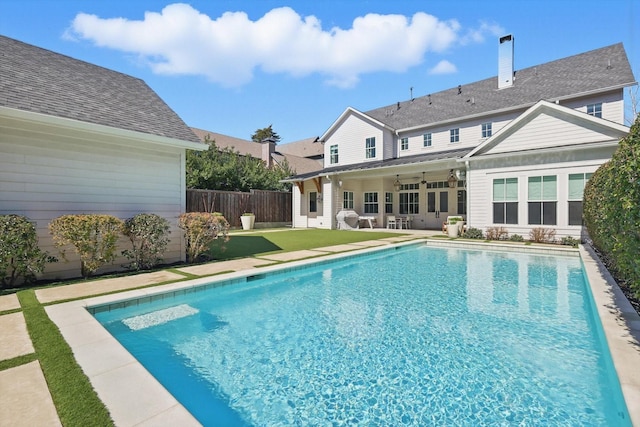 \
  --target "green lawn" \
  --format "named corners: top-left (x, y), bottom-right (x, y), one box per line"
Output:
top-left (209, 229), bottom-right (405, 260)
